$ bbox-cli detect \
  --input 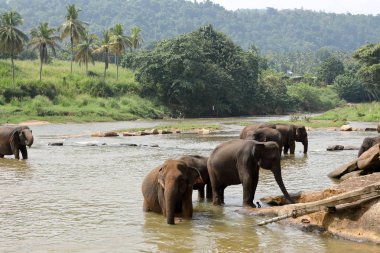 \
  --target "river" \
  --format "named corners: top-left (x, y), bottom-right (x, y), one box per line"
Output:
top-left (0, 117), bottom-right (379, 252)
